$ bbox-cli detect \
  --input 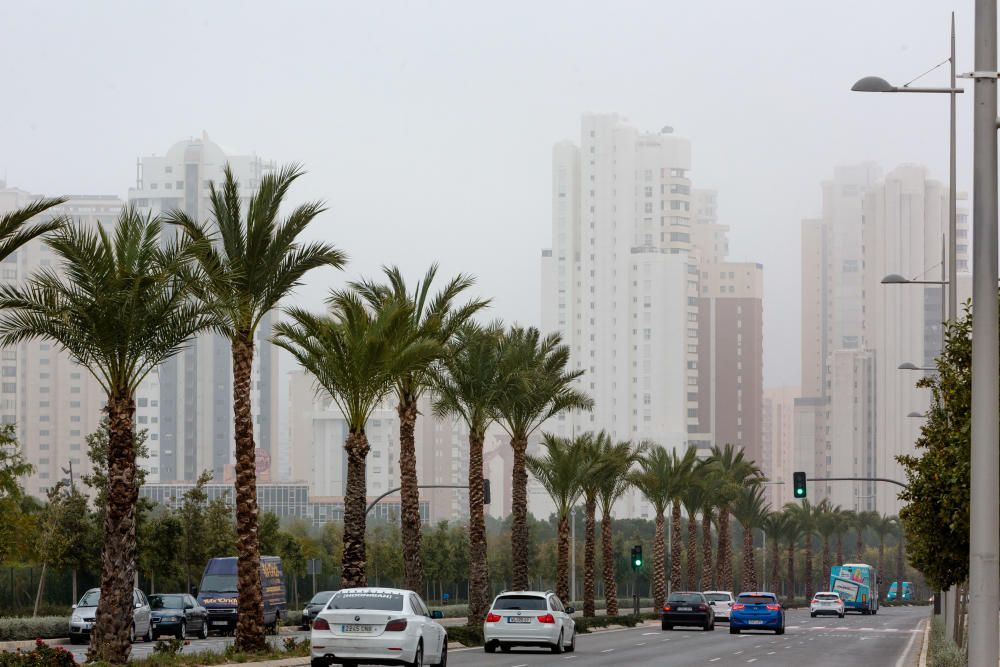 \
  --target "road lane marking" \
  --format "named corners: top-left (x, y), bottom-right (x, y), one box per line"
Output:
top-left (600, 648), bottom-right (615, 653)
top-left (734, 650), bottom-right (744, 654)
top-left (642, 632), bottom-right (658, 635)
top-left (893, 620), bottom-right (925, 667)
top-left (709, 659), bottom-right (720, 663)
top-left (747, 660), bottom-right (757, 663)
top-left (636, 642), bottom-right (646, 646)
top-left (767, 651), bottom-right (775, 654)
